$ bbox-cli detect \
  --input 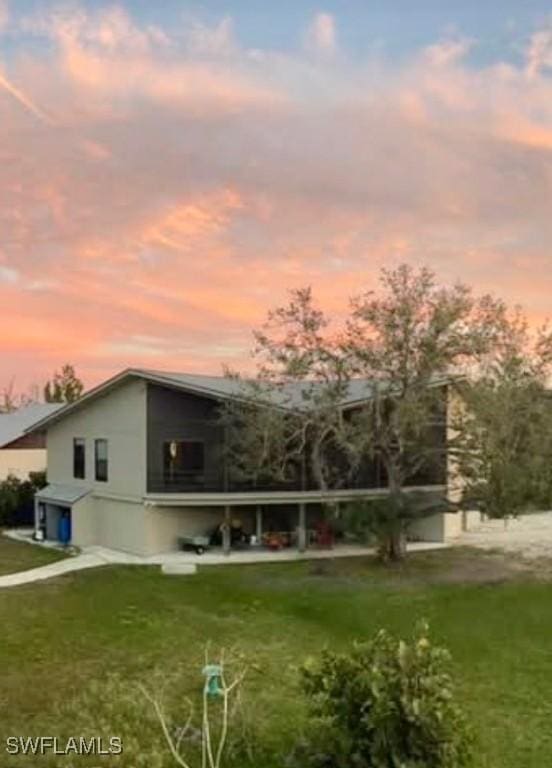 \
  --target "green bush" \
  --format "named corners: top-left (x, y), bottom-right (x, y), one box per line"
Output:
top-left (0, 471), bottom-right (46, 526)
top-left (297, 623), bottom-right (472, 768)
